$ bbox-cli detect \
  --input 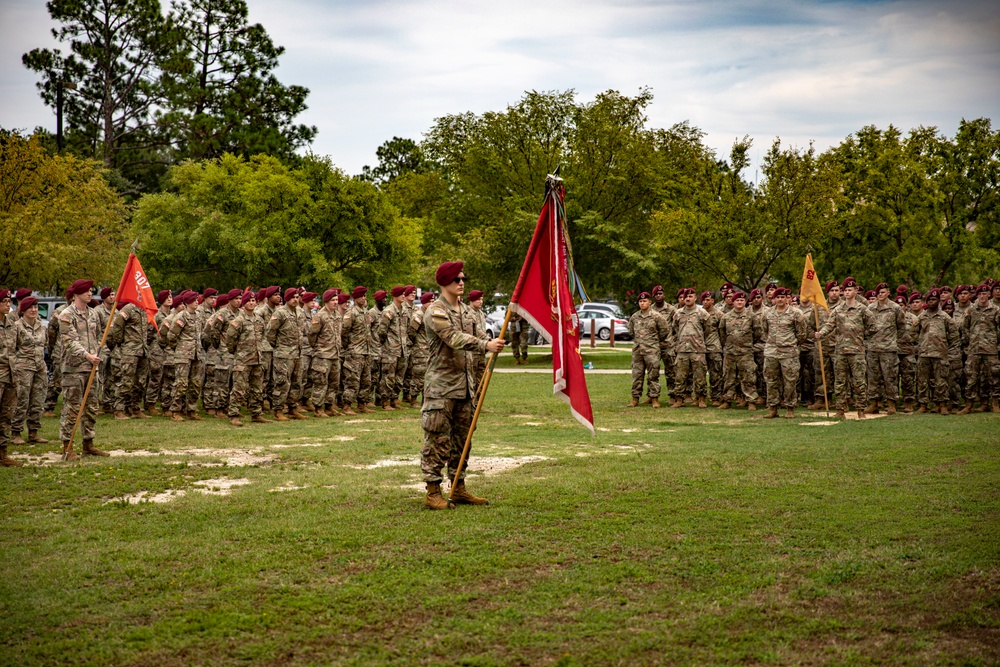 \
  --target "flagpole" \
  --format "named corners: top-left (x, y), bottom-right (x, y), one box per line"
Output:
top-left (813, 303), bottom-right (830, 417)
top-left (64, 290), bottom-right (118, 460)
top-left (449, 307), bottom-right (513, 501)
